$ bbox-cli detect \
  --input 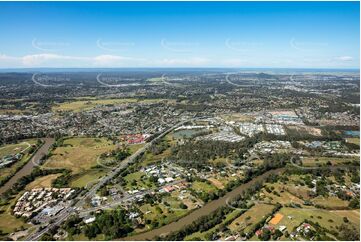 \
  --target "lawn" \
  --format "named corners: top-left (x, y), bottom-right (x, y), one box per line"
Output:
top-left (191, 181), bottom-right (218, 193)
top-left (228, 203), bottom-right (275, 234)
top-left (0, 212), bottom-right (29, 234)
